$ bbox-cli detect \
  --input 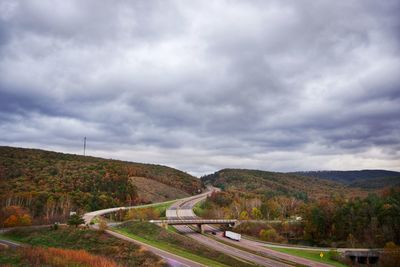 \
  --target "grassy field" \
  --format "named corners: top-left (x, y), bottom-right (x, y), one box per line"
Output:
top-left (193, 199), bottom-right (206, 217)
top-left (0, 249), bottom-right (21, 266)
top-left (1, 226), bottom-right (167, 266)
top-left (115, 221), bottom-right (256, 267)
top-left (269, 247), bottom-right (348, 267)
top-left (125, 198), bottom-right (177, 211)
top-left (150, 200), bottom-right (176, 217)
